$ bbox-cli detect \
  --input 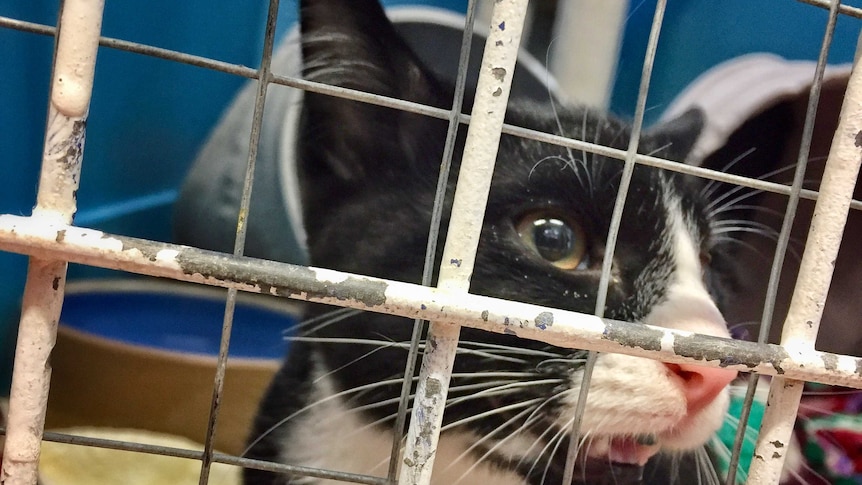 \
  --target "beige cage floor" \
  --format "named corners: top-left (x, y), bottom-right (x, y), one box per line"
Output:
top-left (39, 428), bottom-right (240, 485)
